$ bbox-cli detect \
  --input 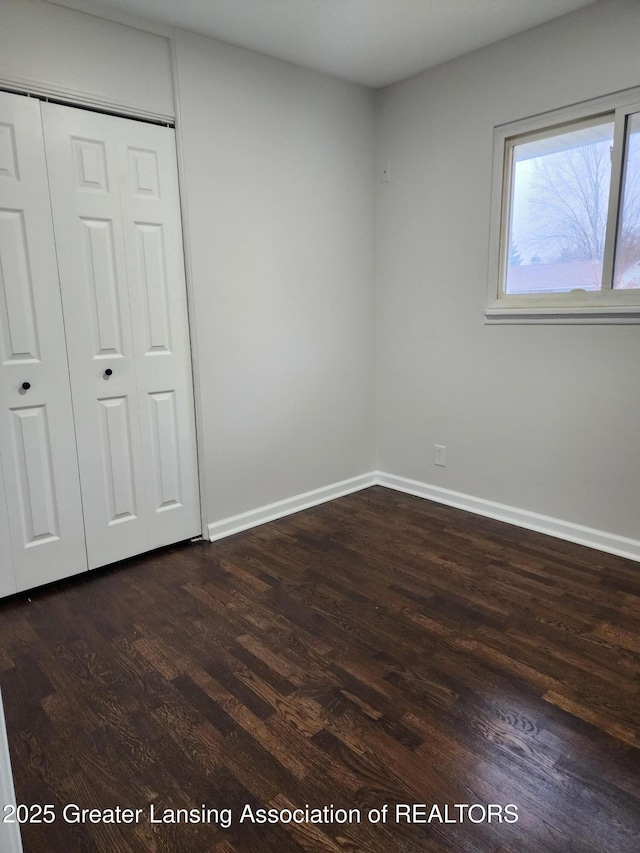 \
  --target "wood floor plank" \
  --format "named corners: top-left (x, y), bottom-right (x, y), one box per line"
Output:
top-left (0, 486), bottom-right (639, 851)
